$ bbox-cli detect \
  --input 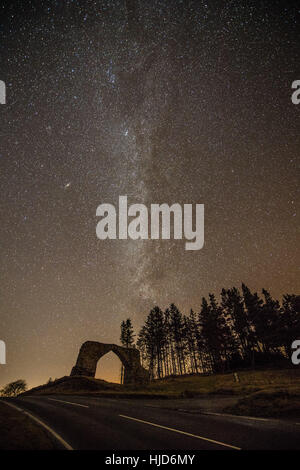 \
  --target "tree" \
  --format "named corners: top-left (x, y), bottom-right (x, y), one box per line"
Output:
top-left (221, 287), bottom-right (252, 364)
top-left (120, 318), bottom-right (136, 383)
top-left (136, 326), bottom-right (148, 369)
top-left (134, 284), bottom-right (298, 380)
top-left (242, 283), bottom-right (264, 364)
top-left (260, 289), bottom-right (282, 354)
top-left (120, 318), bottom-right (135, 348)
top-left (281, 294), bottom-right (300, 356)
top-left (137, 319), bottom-right (155, 379)
top-left (169, 304), bottom-right (186, 375)
top-left (199, 295), bottom-right (237, 372)
top-left (164, 307), bottom-right (177, 375)
top-left (140, 307), bottom-right (166, 379)
top-left (183, 310), bottom-right (200, 374)
top-left (0, 379), bottom-right (27, 397)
